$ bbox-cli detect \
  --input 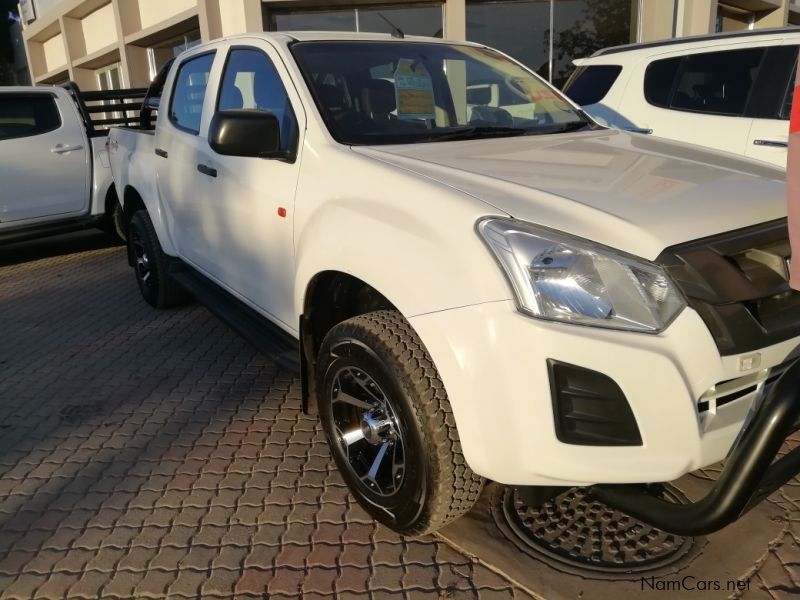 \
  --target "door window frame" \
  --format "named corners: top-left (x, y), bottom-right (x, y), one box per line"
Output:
top-left (168, 50), bottom-right (217, 135)
top-left (213, 44), bottom-right (301, 156)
